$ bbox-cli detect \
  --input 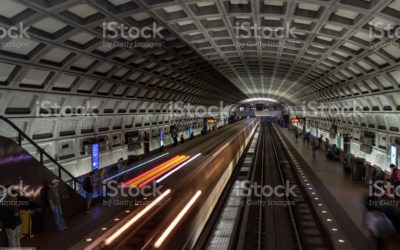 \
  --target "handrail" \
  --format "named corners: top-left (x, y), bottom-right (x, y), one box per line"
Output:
top-left (0, 115), bottom-right (81, 190)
